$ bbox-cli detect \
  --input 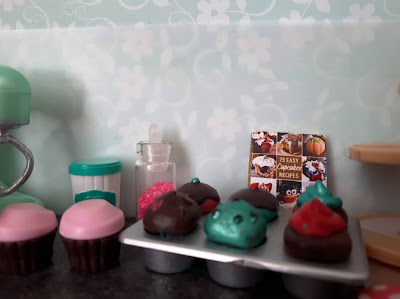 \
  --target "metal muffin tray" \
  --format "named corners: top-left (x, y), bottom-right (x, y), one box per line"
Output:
top-left (119, 208), bottom-right (368, 285)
